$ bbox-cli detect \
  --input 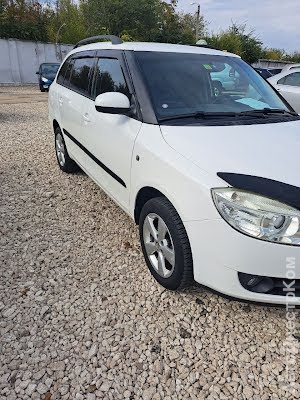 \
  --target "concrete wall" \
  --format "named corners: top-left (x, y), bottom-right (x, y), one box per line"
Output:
top-left (252, 59), bottom-right (296, 69)
top-left (0, 38), bottom-right (73, 84)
